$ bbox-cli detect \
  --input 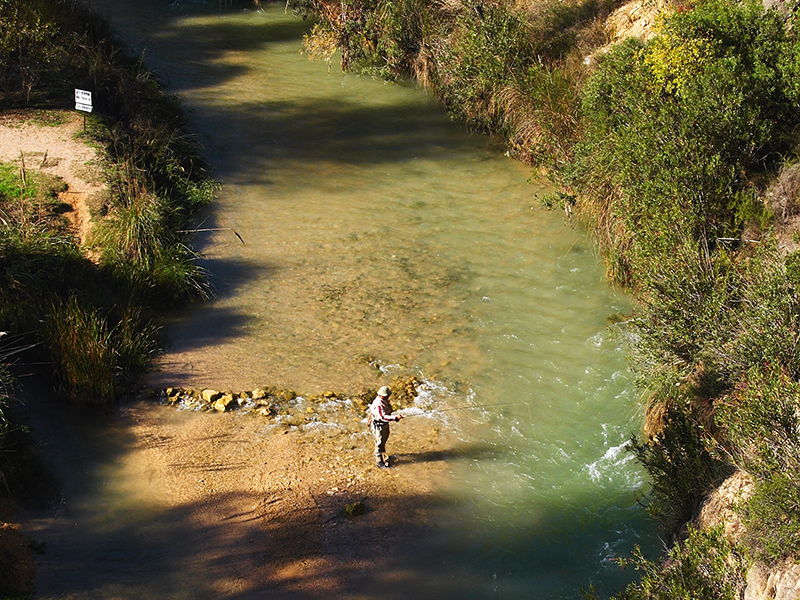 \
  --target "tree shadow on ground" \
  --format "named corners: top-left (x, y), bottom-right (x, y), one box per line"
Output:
top-left (16, 381), bottom-right (655, 600)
